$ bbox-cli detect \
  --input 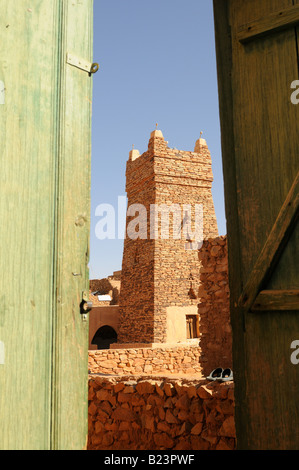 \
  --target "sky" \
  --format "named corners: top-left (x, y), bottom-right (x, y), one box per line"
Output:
top-left (89, 0), bottom-right (226, 280)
